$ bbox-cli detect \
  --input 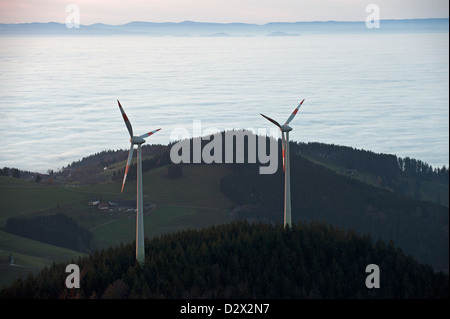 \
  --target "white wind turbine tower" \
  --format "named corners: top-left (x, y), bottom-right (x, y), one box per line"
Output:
top-left (261, 99), bottom-right (305, 228)
top-left (117, 100), bottom-right (161, 264)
